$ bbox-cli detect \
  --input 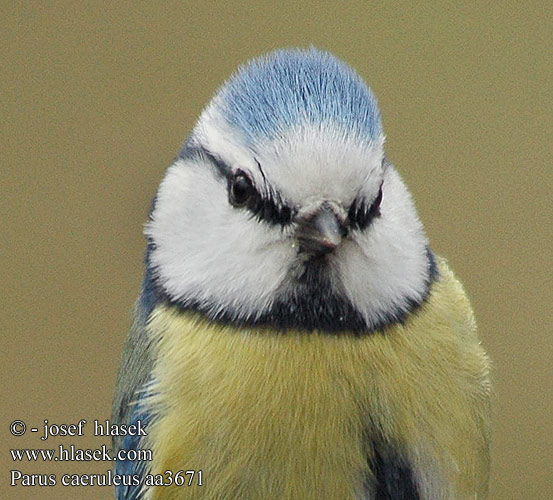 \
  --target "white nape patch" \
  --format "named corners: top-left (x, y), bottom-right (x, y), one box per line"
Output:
top-left (145, 157), bottom-right (295, 319)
